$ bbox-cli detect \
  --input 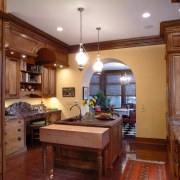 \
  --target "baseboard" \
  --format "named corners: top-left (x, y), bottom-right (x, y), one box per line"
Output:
top-left (135, 137), bottom-right (167, 146)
